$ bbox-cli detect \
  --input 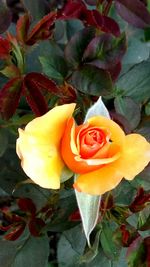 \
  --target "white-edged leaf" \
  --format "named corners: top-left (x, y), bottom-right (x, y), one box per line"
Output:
top-left (75, 97), bottom-right (110, 245)
top-left (75, 188), bottom-right (101, 246)
top-left (84, 96), bottom-right (110, 121)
